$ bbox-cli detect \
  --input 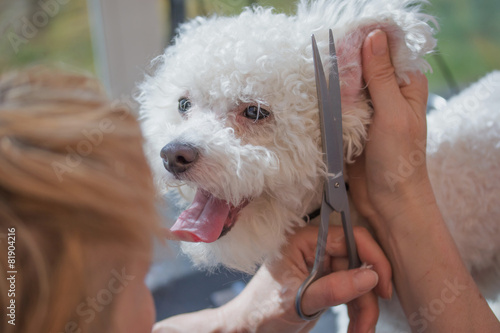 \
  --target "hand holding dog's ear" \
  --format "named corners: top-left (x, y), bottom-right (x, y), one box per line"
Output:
top-left (346, 30), bottom-right (500, 333)
top-left (348, 29), bottom-right (432, 227)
